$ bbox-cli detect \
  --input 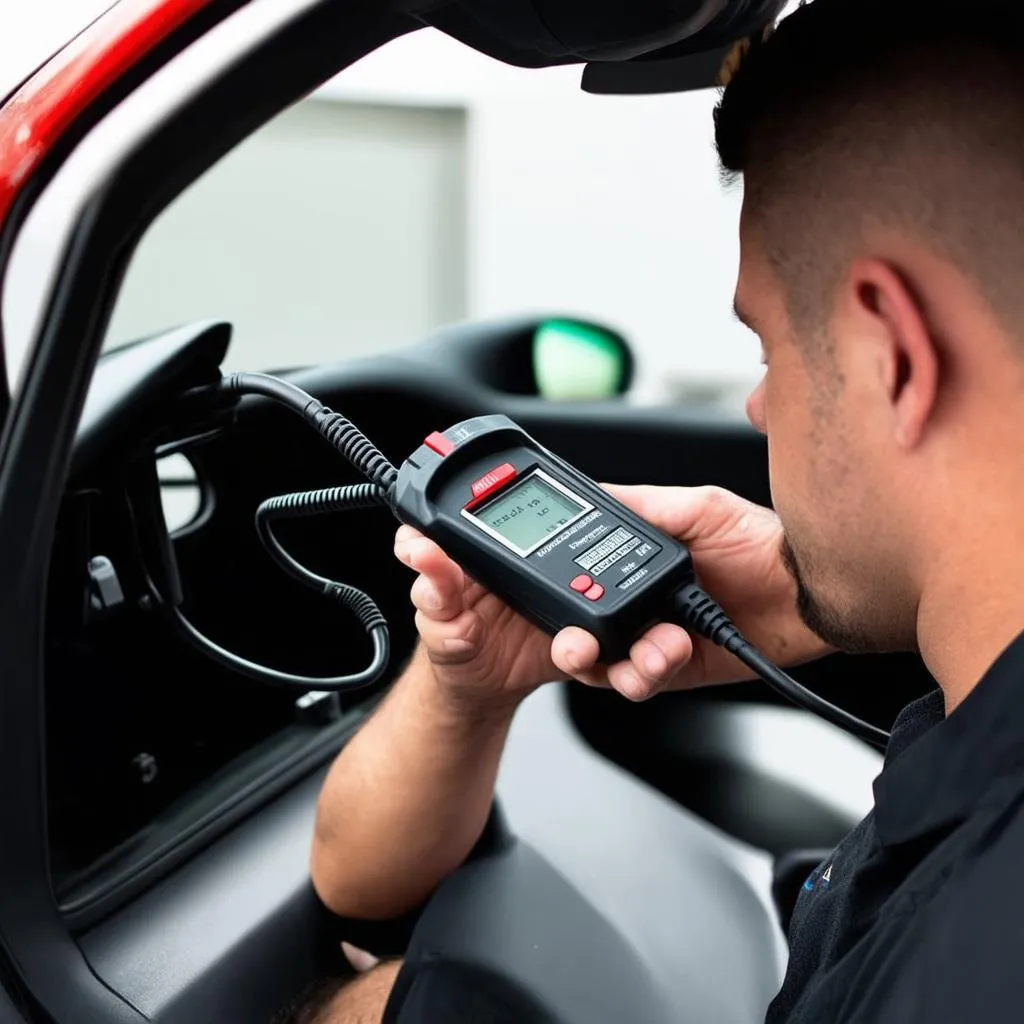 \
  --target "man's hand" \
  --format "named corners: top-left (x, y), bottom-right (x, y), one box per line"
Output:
top-left (393, 525), bottom-right (561, 712)
top-left (310, 484), bottom-right (830, 926)
top-left (395, 484), bottom-right (830, 704)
